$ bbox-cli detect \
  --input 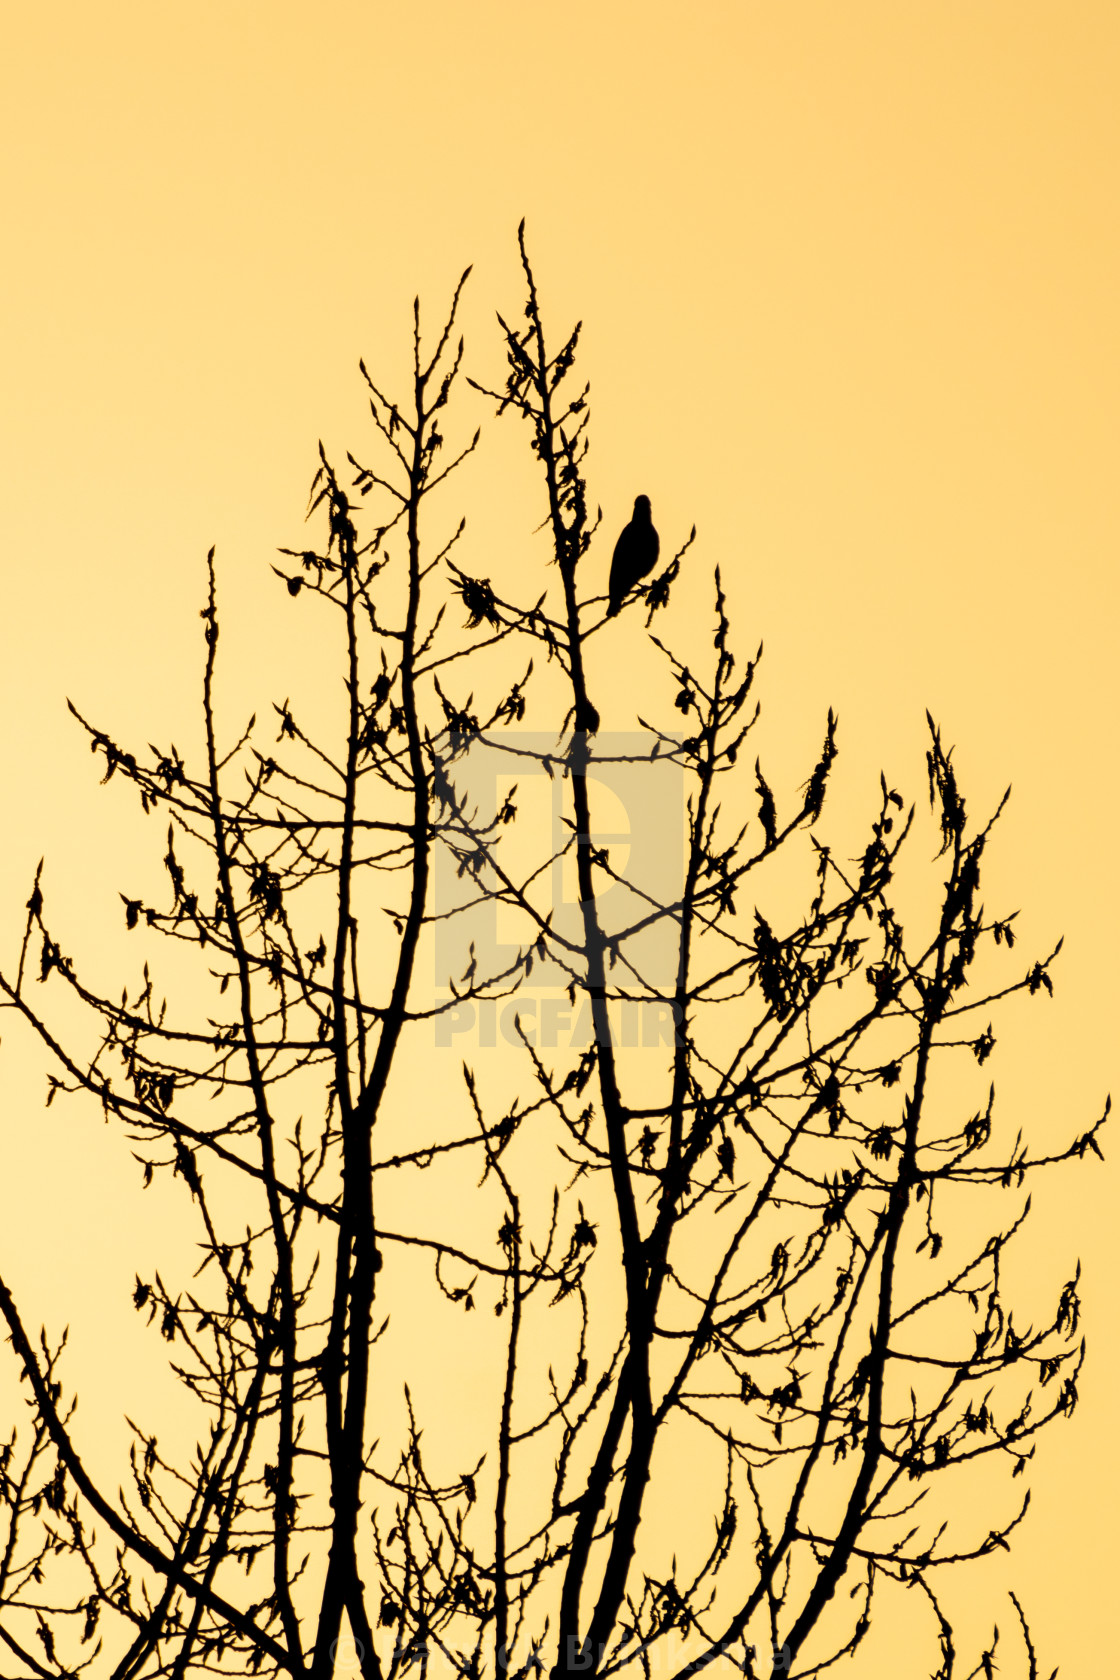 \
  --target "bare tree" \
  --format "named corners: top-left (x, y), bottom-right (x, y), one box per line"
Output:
top-left (0, 230), bottom-right (1106, 1680)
